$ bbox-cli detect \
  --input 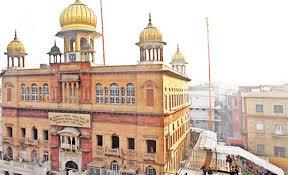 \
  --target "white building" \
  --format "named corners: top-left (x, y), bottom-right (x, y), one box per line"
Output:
top-left (189, 84), bottom-right (221, 131)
